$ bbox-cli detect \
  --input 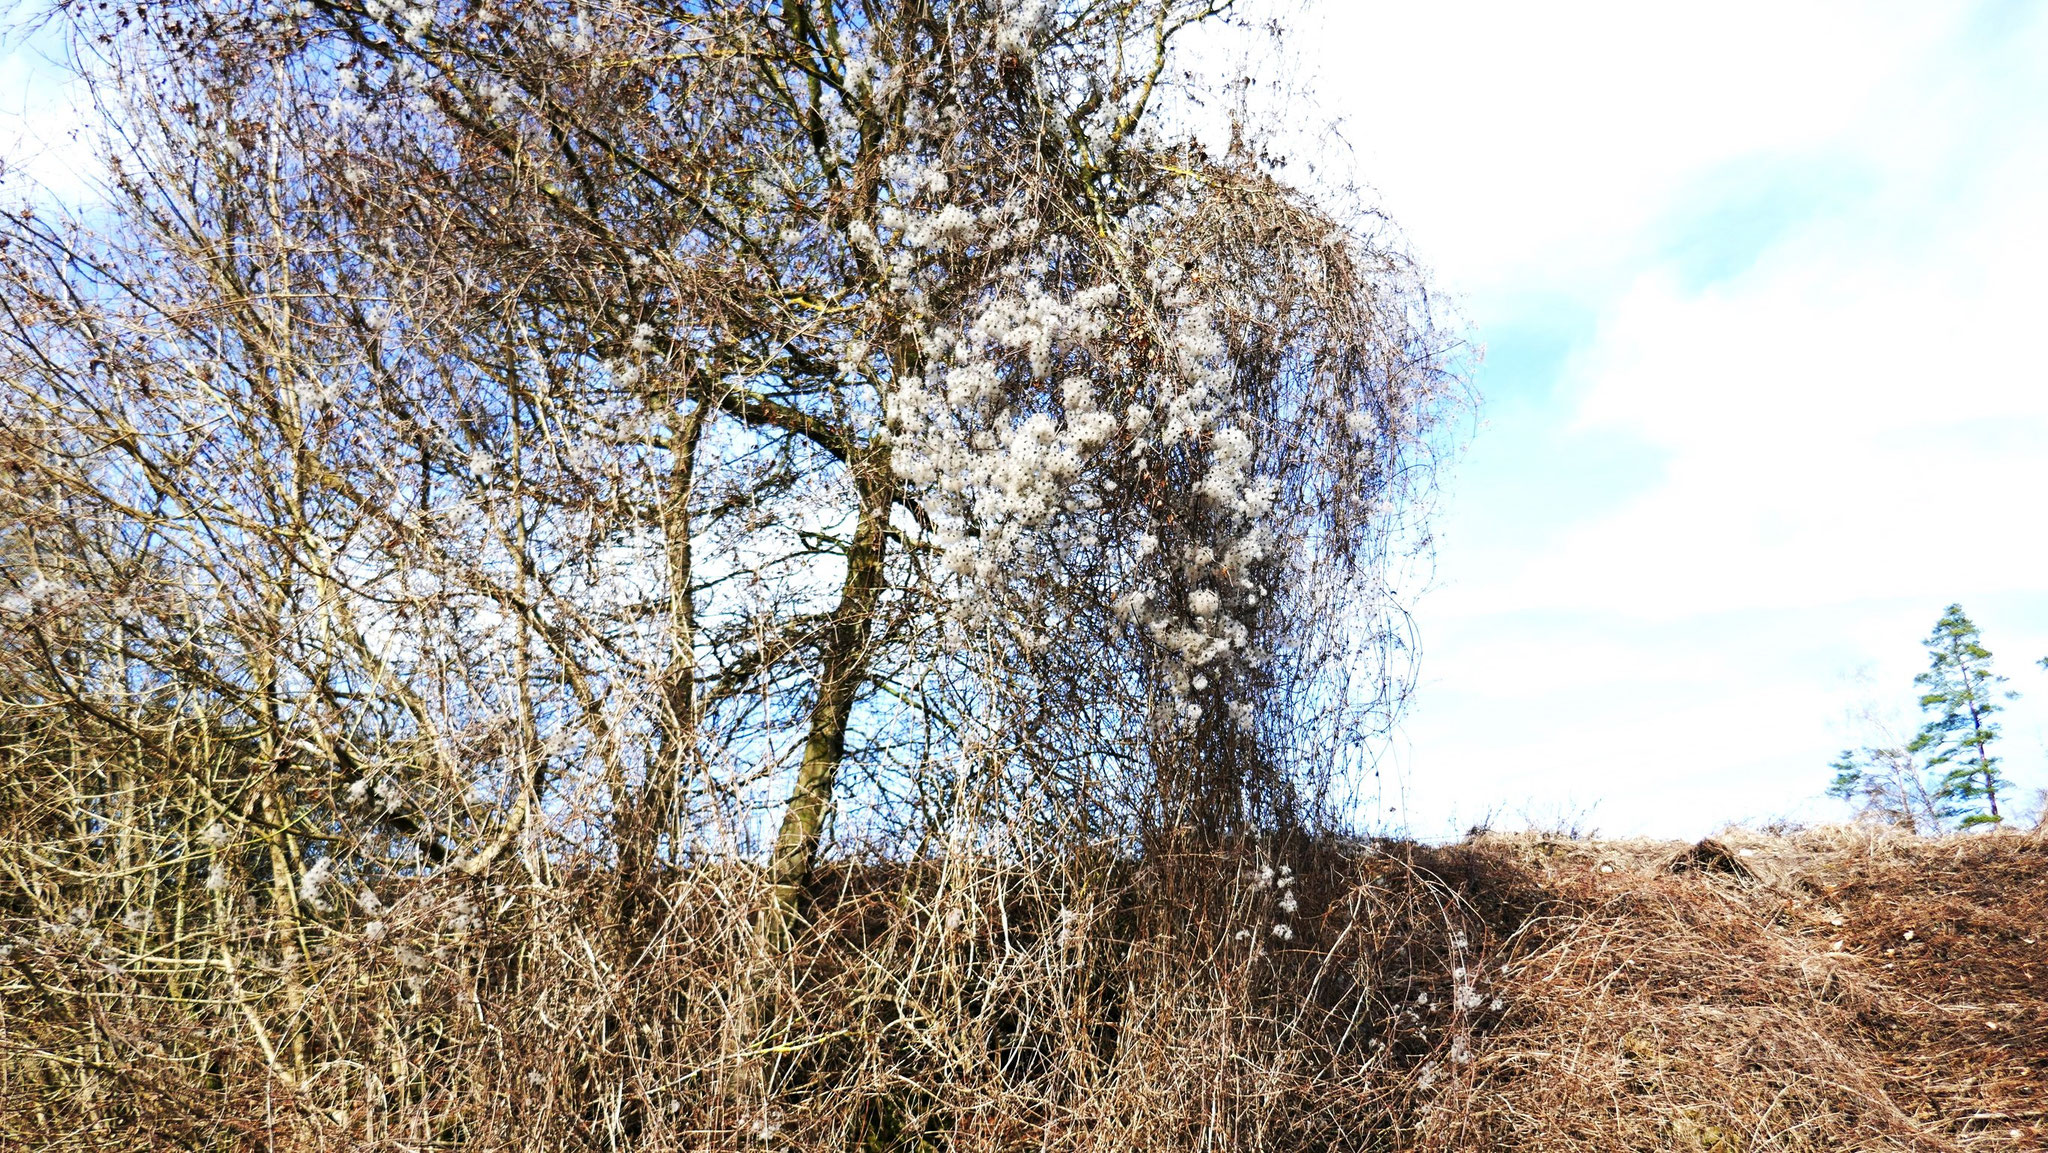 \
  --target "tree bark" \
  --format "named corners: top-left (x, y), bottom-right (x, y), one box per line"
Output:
top-left (762, 449), bottom-right (892, 947)
top-left (617, 400), bottom-right (710, 919)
